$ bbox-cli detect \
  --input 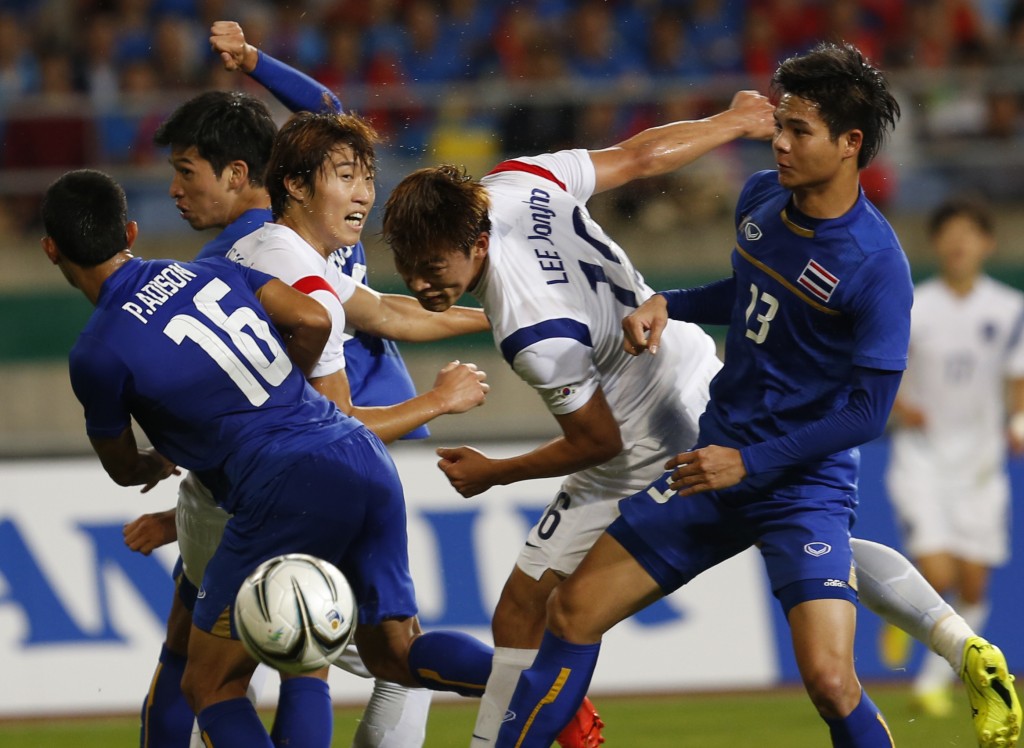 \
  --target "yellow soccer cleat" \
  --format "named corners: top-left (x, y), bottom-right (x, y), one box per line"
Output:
top-left (961, 637), bottom-right (1022, 748)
